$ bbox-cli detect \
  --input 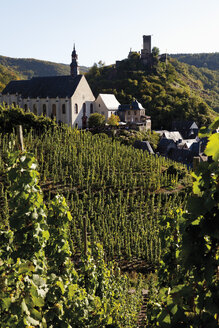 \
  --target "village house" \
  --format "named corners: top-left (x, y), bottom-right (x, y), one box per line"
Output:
top-left (0, 46), bottom-right (95, 129)
top-left (118, 99), bottom-right (151, 130)
top-left (94, 93), bottom-right (120, 119)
